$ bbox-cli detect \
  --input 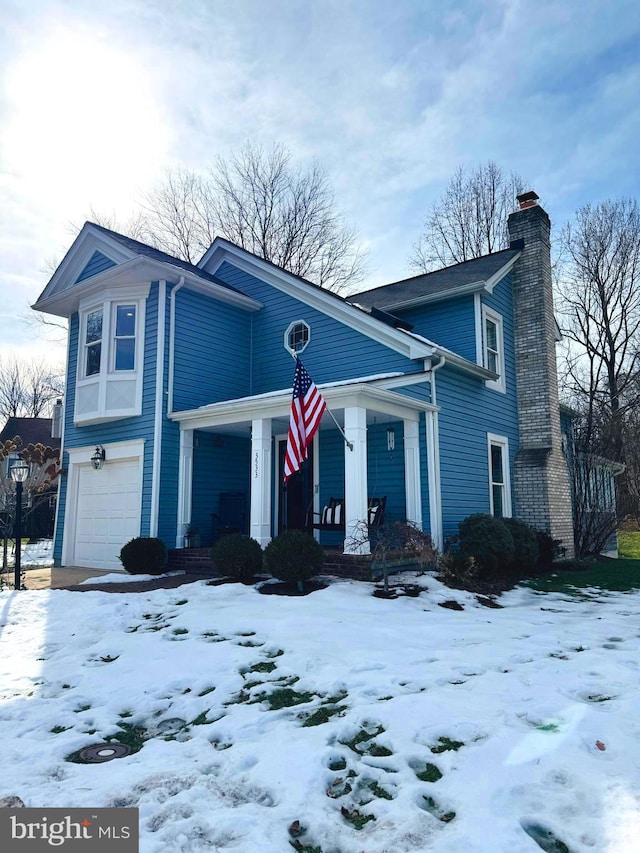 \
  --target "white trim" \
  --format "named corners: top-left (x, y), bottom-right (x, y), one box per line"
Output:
top-left (250, 418), bottom-right (273, 547)
top-left (474, 293), bottom-right (483, 366)
top-left (176, 429), bottom-right (194, 547)
top-left (425, 410), bottom-right (443, 550)
top-left (61, 439), bottom-right (145, 567)
top-left (482, 305), bottom-right (506, 393)
top-left (404, 419), bottom-right (423, 529)
top-left (167, 276), bottom-right (186, 414)
top-left (343, 406), bottom-right (369, 555)
top-left (200, 240), bottom-right (436, 362)
top-left (312, 432), bottom-right (320, 543)
top-left (284, 319), bottom-right (311, 356)
top-left (487, 433), bottom-right (512, 518)
top-left (150, 280), bottom-right (166, 536)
